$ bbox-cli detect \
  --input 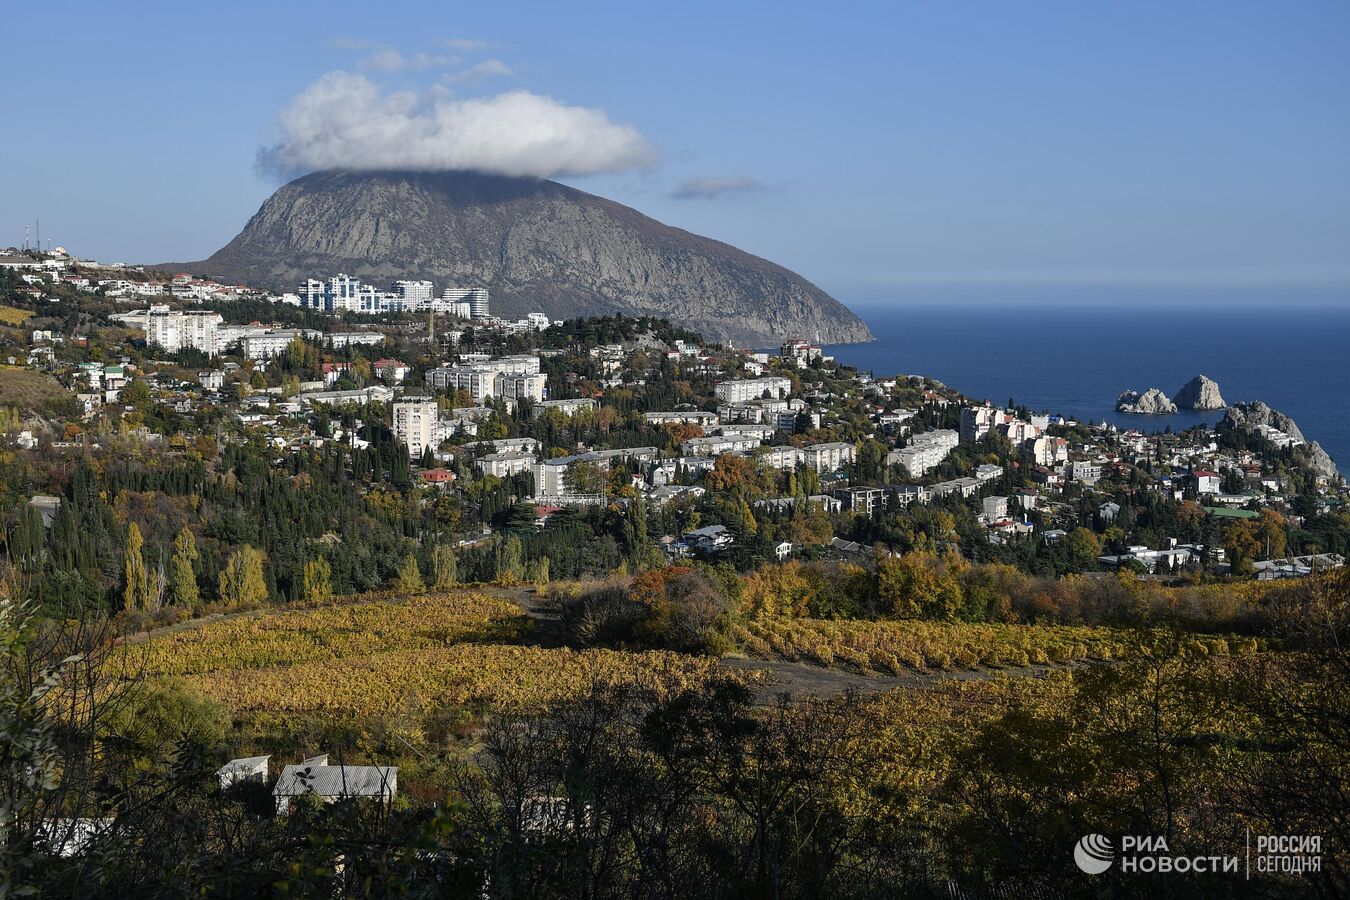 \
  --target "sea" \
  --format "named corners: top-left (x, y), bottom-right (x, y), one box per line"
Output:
top-left (820, 285), bottom-right (1350, 474)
